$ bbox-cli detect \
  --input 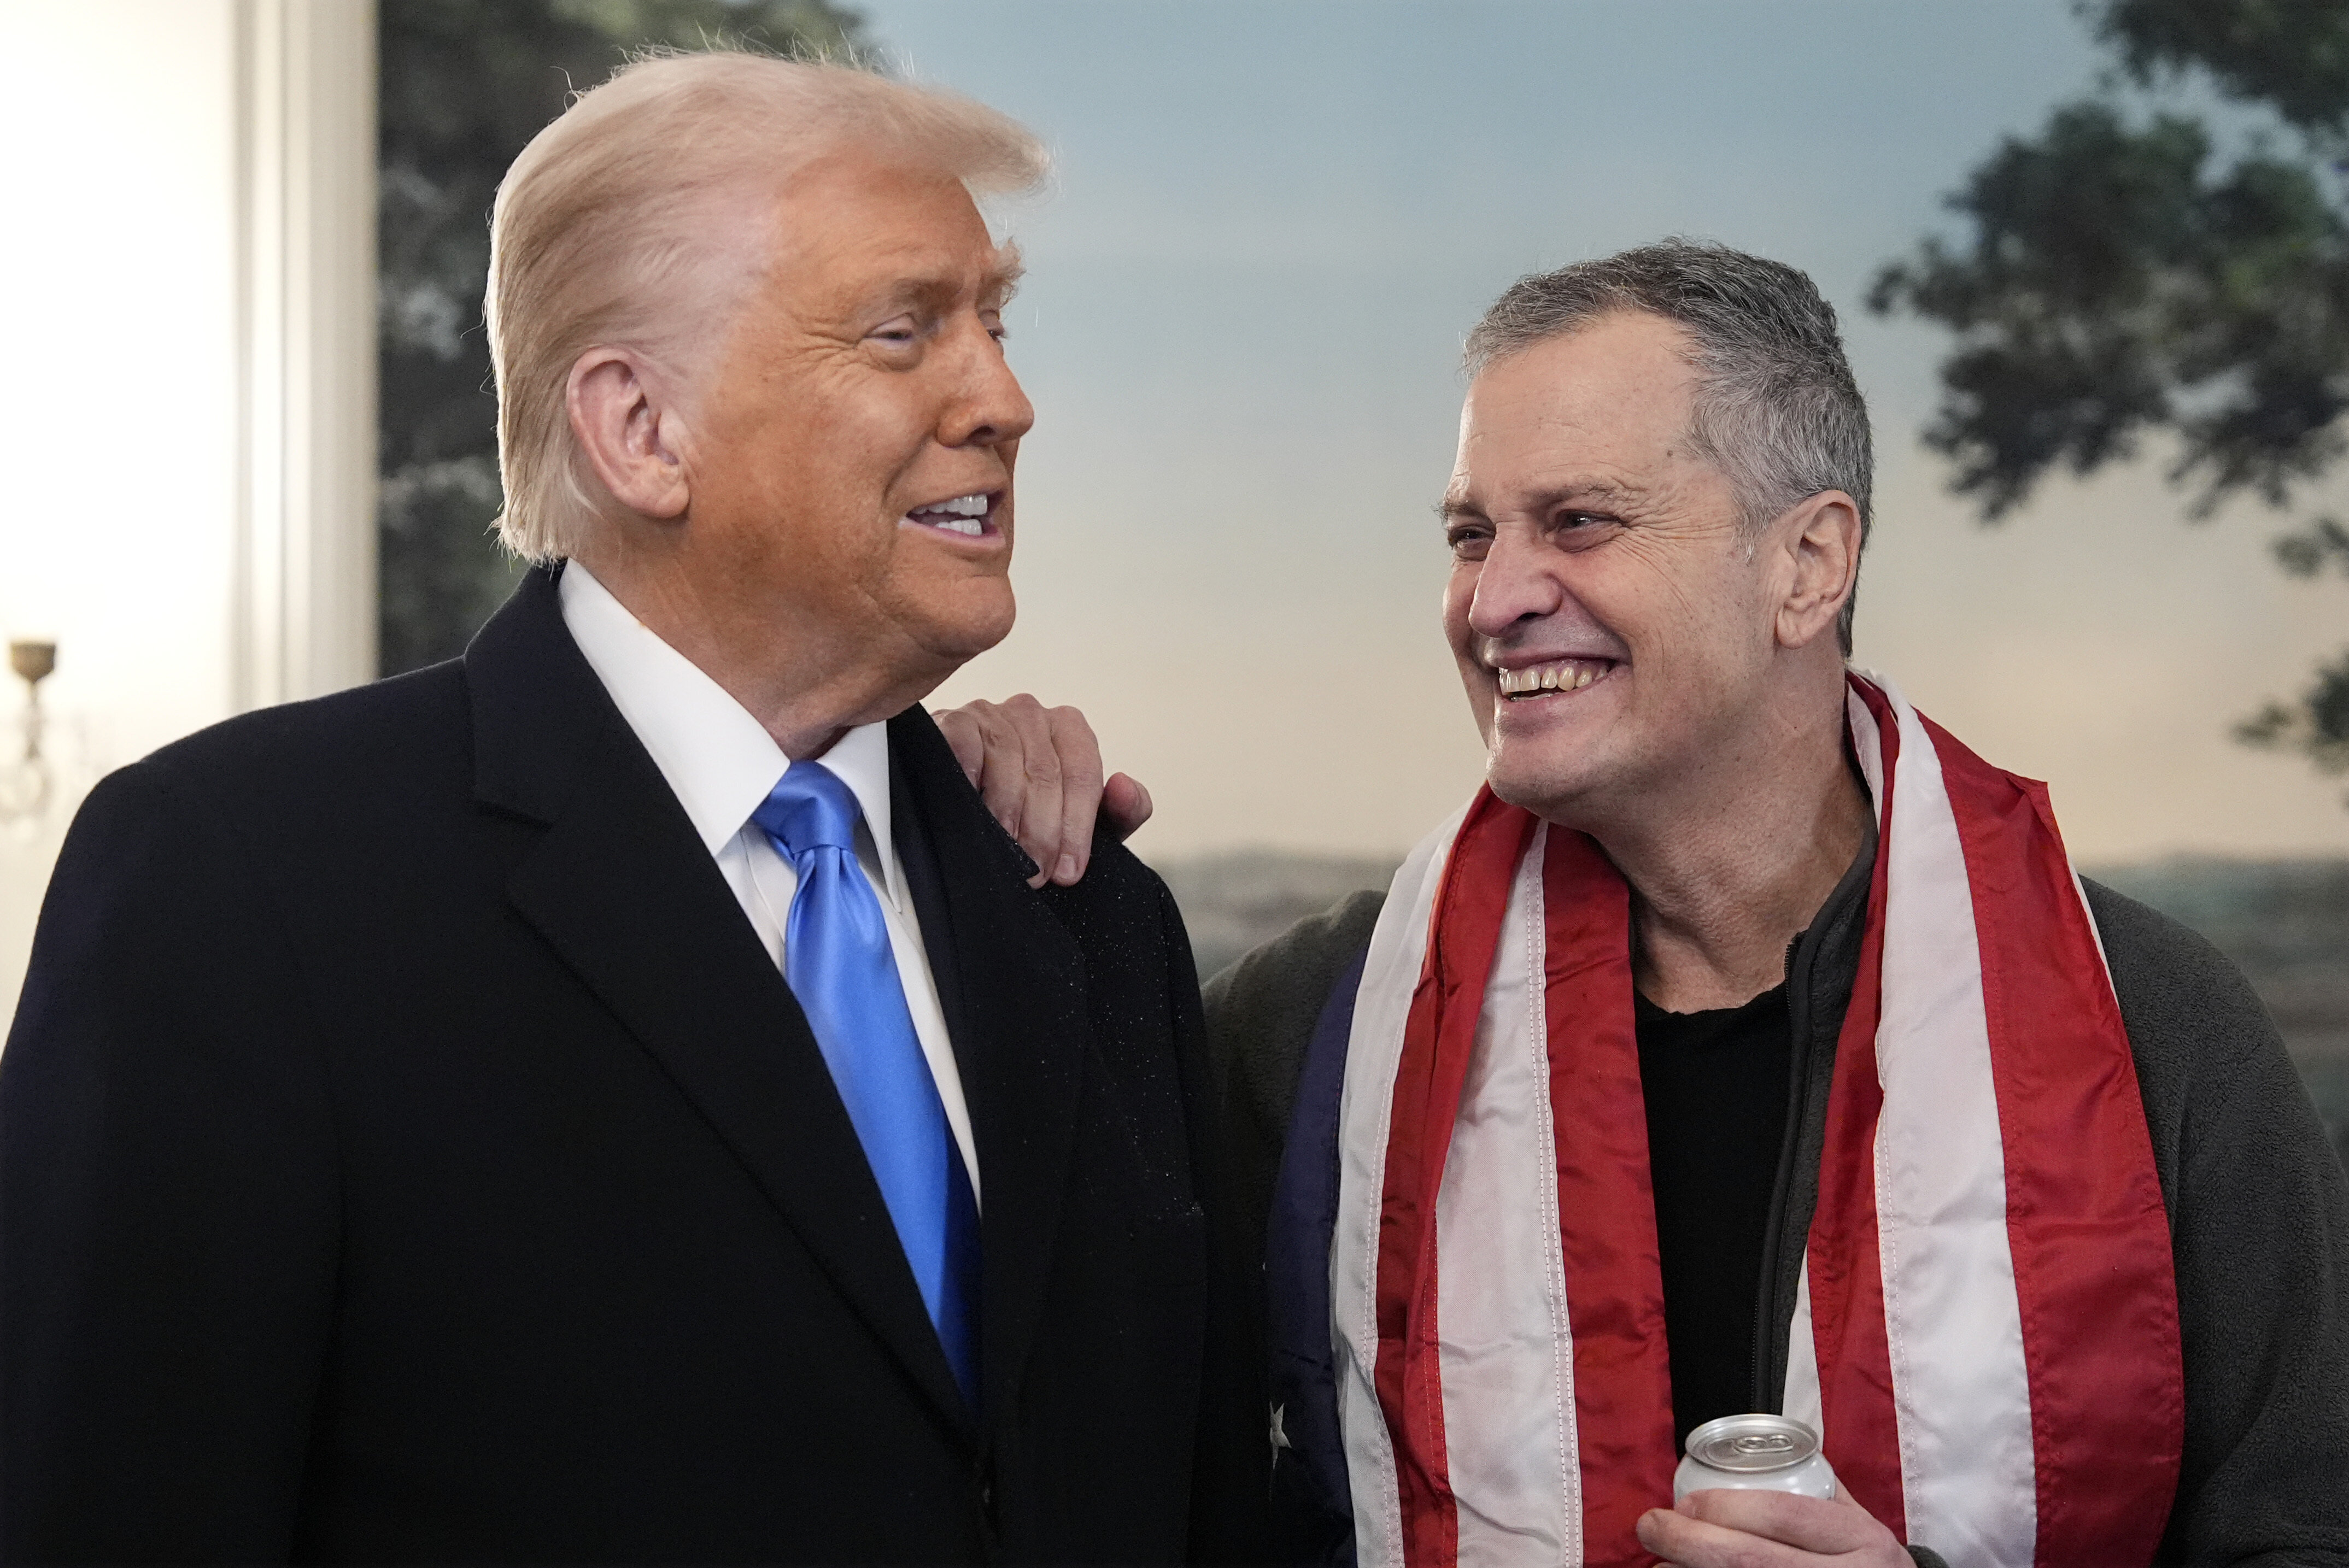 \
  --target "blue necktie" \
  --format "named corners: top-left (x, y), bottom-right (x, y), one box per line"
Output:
top-left (753, 760), bottom-right (980, 1402)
